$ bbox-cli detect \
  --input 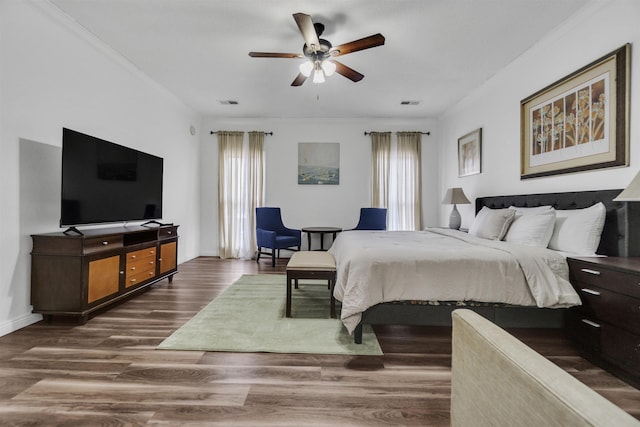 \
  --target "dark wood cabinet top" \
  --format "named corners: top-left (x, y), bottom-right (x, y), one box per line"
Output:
top-left (568, 256), bottom-right (640, 274)
top-left (32, 224), bottom-right (177, 239)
